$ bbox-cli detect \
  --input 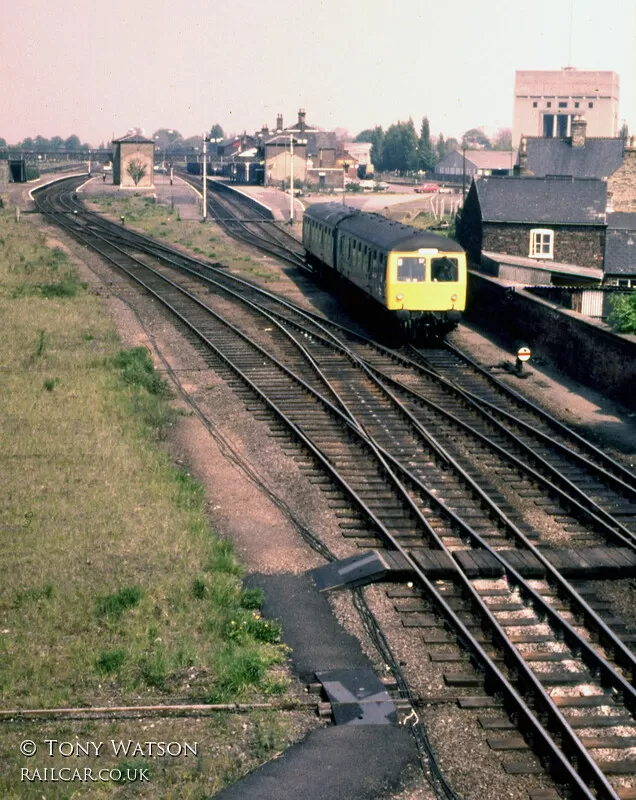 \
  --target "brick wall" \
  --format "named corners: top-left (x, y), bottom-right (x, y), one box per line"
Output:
top-left (608, 146), bottom-right (636, 211)
top-left (482, 222), bottom-right (605, 269)
top-left (116, 143), bottom-right (154, 188)
top-left (466, 271), bottom-right (636, 409)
